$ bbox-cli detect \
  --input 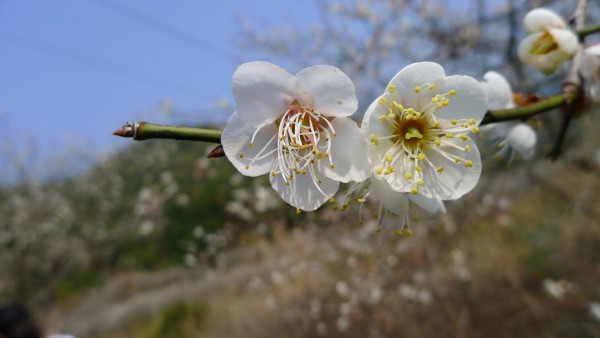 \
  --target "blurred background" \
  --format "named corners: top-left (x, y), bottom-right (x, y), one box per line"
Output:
top-left (1, 0), bottom-right (600, 337)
